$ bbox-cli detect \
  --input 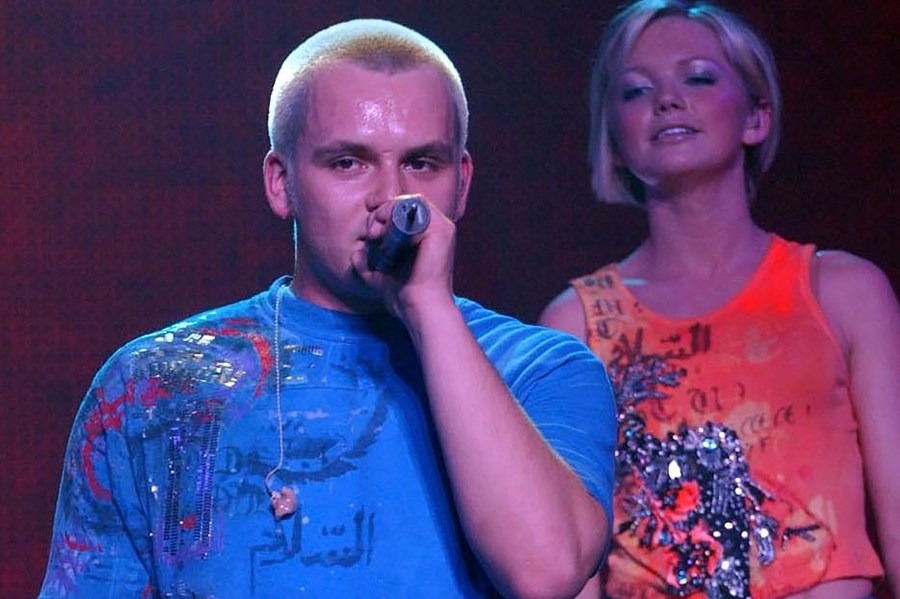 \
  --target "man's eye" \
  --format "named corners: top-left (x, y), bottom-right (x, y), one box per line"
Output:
top-left (332, 158), bottom-right (358, 170)
top-left (407, 158), bottom-right (434, 171)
